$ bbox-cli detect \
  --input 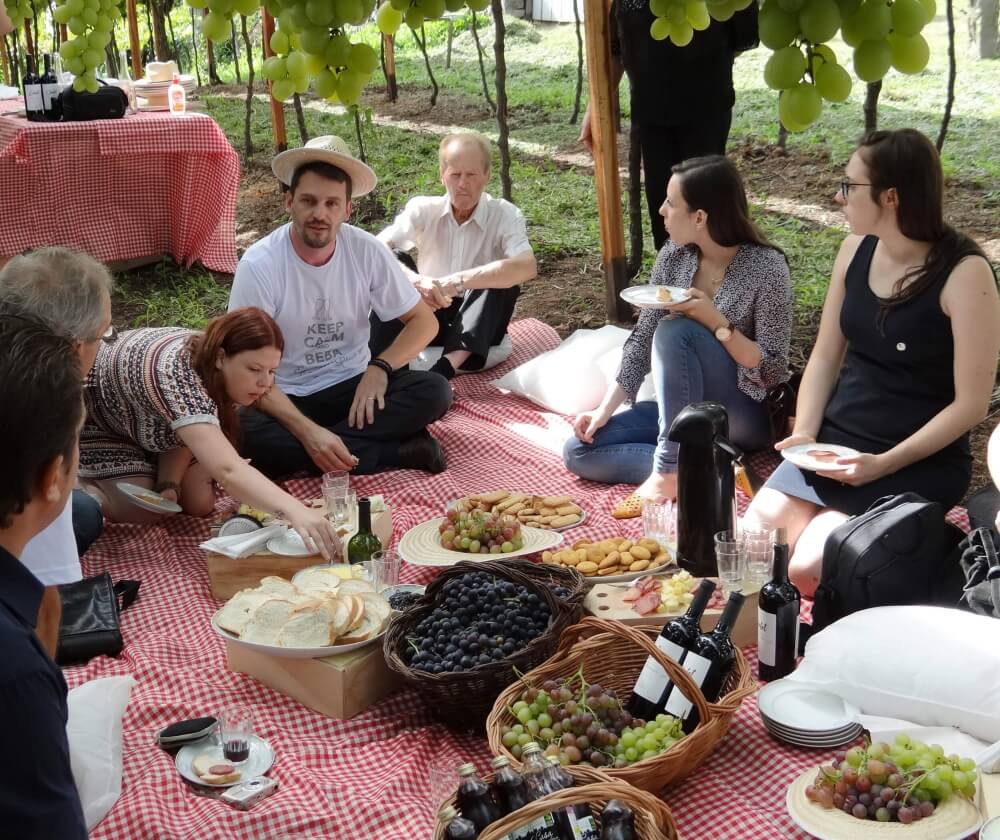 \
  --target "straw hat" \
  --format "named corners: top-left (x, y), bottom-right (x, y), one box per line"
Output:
top-left (271, 135), bottom-right (377, 197)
